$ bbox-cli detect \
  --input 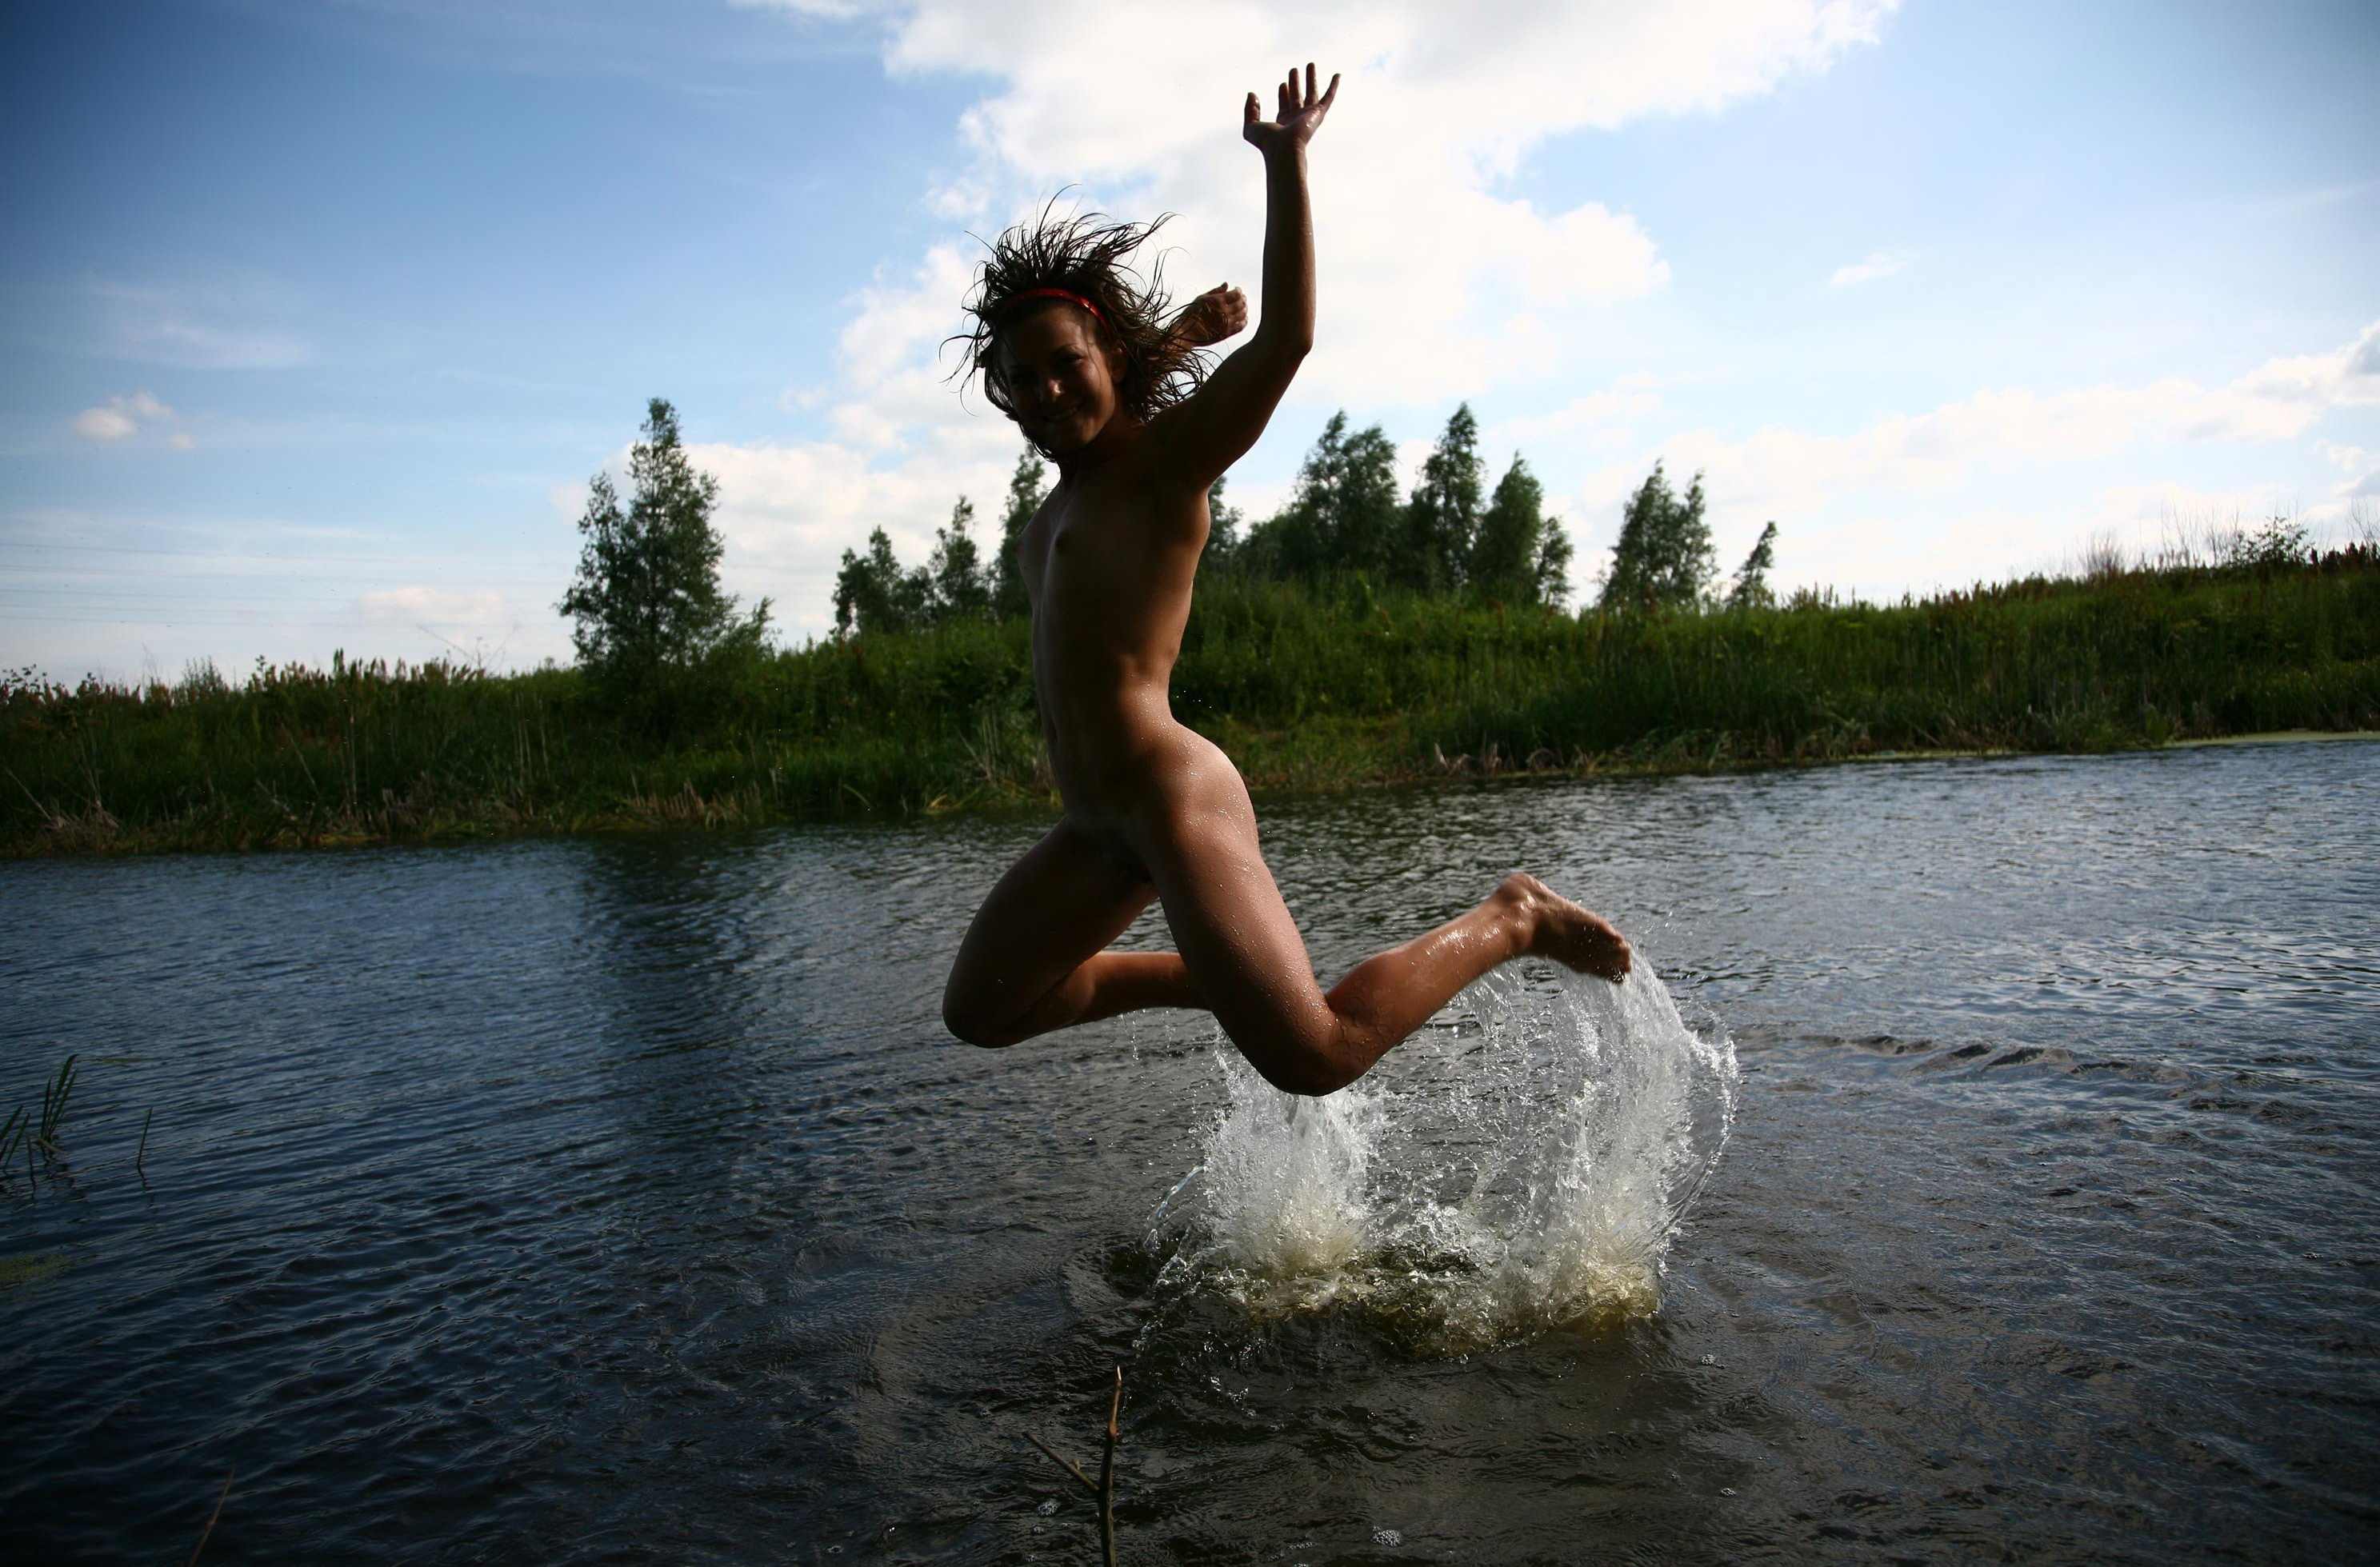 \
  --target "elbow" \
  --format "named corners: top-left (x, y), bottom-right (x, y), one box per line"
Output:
top-left (1256, 322), bottom-right (1314, 360)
